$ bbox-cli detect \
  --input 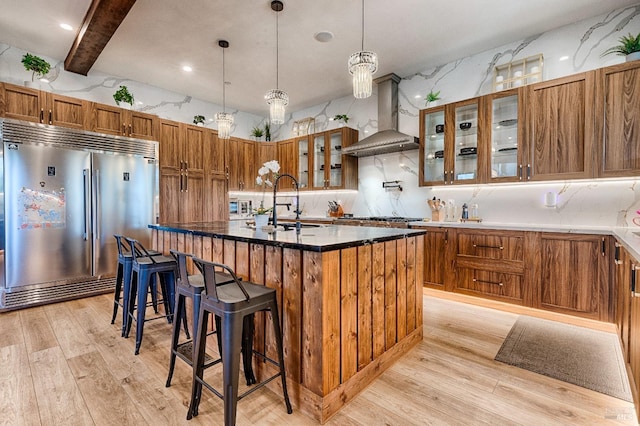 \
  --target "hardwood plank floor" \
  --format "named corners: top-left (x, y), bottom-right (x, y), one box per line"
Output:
top-left (0, 291), bottom-right (636, 425)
